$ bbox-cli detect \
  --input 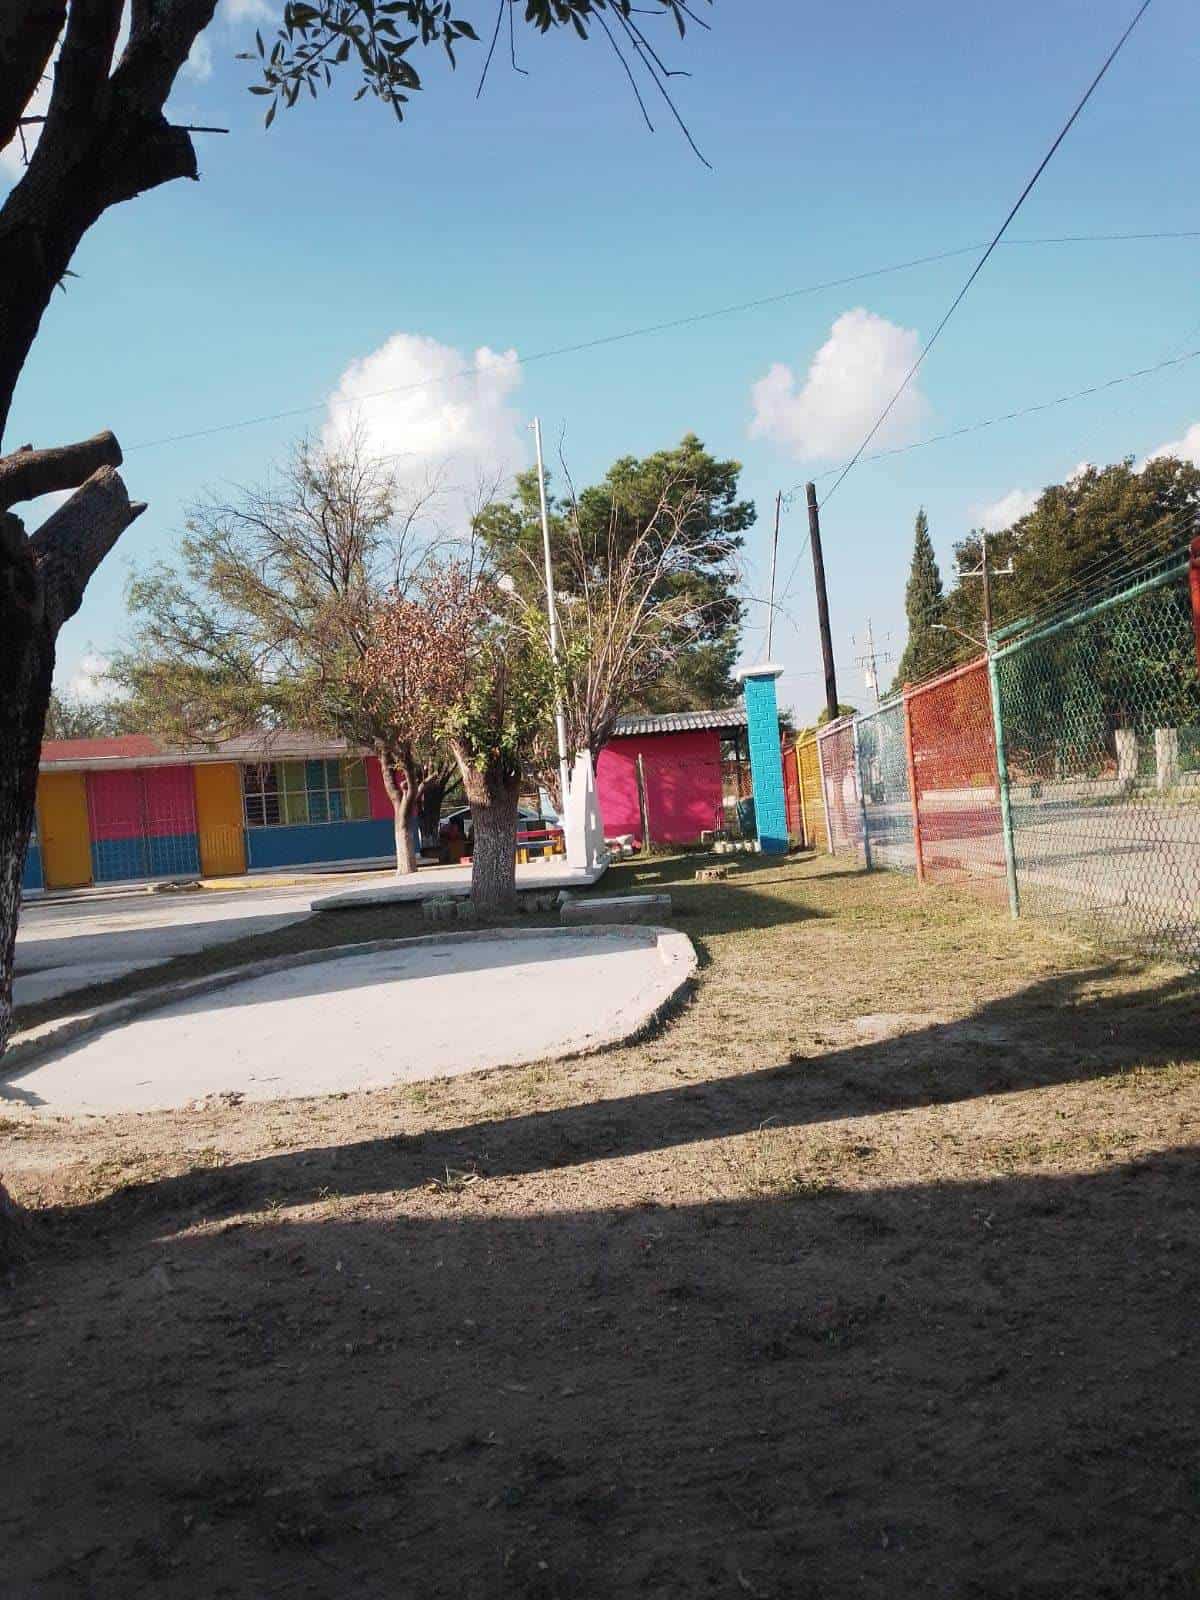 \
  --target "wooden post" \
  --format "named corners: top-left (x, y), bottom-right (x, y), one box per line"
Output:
top-left (807, 483), bottom-right (840, 724)
top-left (901, 686), bottom-right (926, 883)
top-left (1190, 536), bottom-right (1200, 677)
top-left (795, 738), bottom-right (809, 847)
top-left (636, 751), bottom-right (652, 854)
